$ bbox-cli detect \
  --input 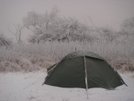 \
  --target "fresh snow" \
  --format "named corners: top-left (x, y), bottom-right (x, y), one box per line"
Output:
top-left (0, 70), bottom-right (134, 101)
